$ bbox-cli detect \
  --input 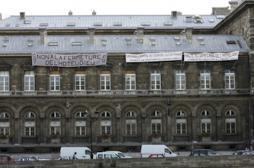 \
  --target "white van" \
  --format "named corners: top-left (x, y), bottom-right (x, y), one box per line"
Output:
top-left (141, 145), bottom-right (177, 158)
top-left (95, 151), bottom-right (131, 159)
top-left (60, 147), bottom-right (92, 160)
